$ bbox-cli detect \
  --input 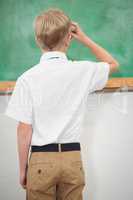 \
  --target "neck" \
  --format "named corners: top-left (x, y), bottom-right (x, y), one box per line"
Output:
top-left (41, 45), bottom-right (68, 54)
top-left (42, 49), bottom-right (66, 54)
